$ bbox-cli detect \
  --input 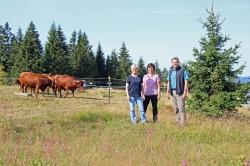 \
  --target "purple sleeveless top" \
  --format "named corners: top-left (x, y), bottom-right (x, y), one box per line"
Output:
top-left (143, 74), bottom-right (160, 96)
